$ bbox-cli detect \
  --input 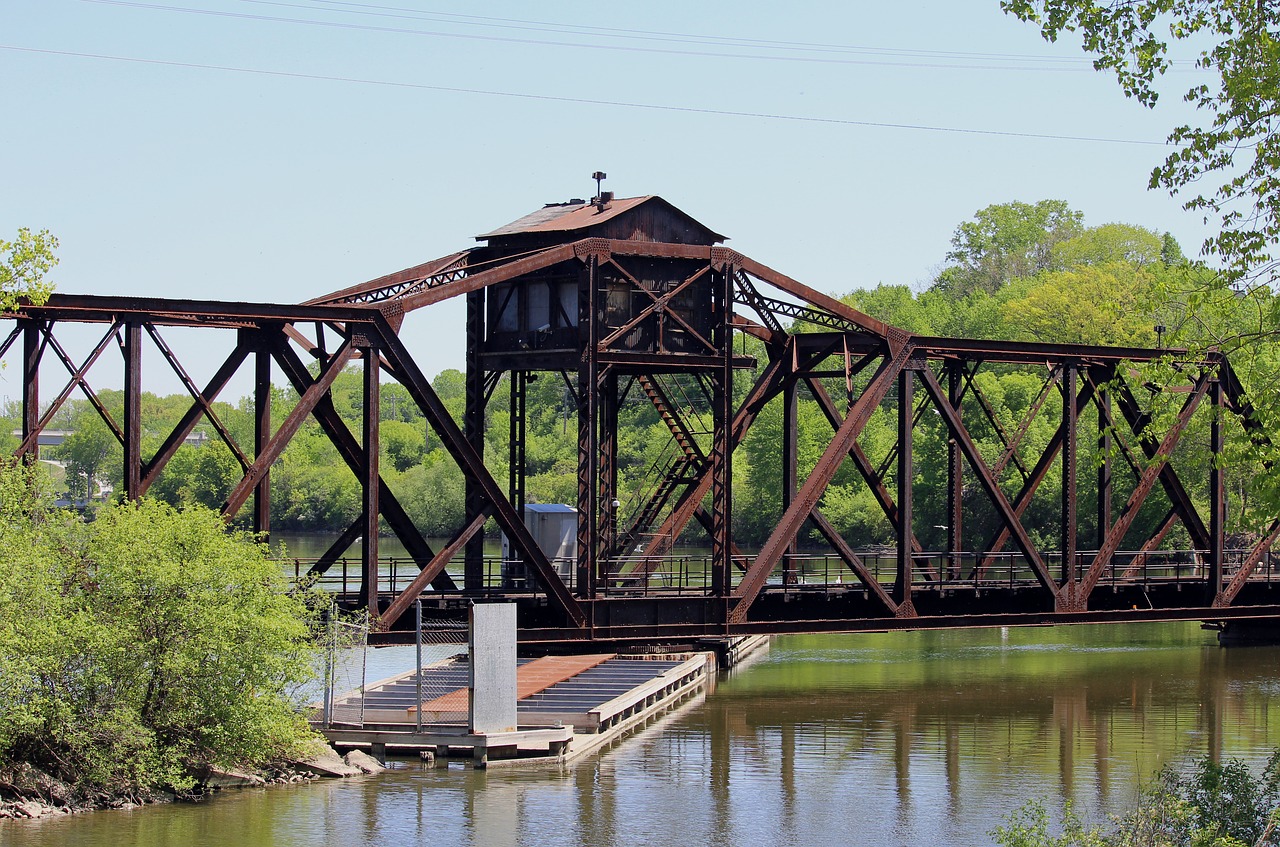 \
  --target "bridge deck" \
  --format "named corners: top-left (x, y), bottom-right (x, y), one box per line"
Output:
top-left (290, 547), bottom-right (1280, 645)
